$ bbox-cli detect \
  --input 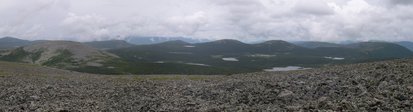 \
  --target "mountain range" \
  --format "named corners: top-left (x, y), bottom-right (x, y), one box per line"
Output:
top-left (293, 41), bottom-right (342, 48)
top-left (0, 37), bottom-right (413, 74)
top-left (84, 40), bottom-right (134, 50)
top-left (125, 36), bottom-right (210, 45)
